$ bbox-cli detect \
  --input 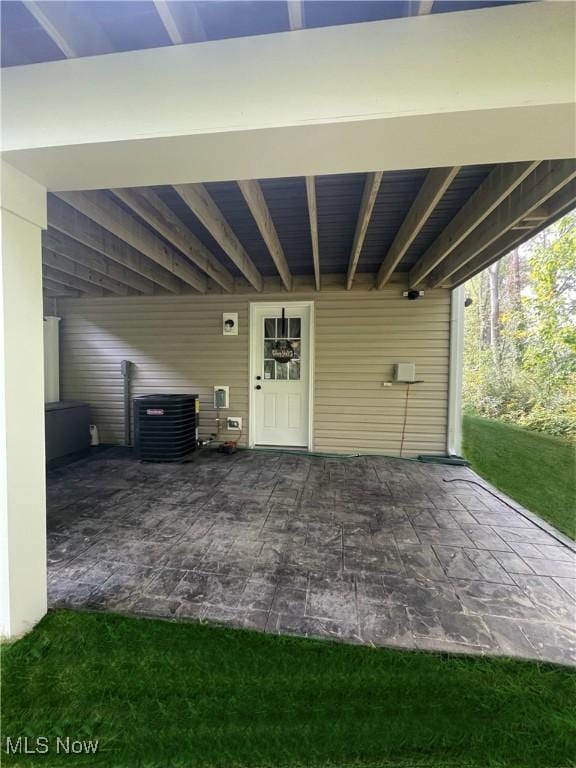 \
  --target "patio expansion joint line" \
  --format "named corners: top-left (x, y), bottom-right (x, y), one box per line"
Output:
top-left (264, 580), bottom-right (281, 633)
top-left (303, 572), bottom-right (311, 621)
top-left (444, 477), bottom-right (576, 553)
top-left (352, 575), bottom-right (362, 640)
